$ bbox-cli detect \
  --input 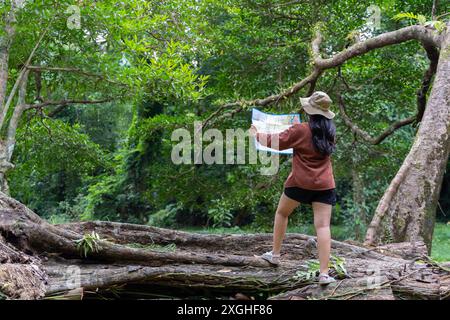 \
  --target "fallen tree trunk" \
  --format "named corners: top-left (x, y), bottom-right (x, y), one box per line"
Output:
top-left (0, 192), bottom-right (448, 300)
top-left (269, 276), bottom-right (396, 300)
